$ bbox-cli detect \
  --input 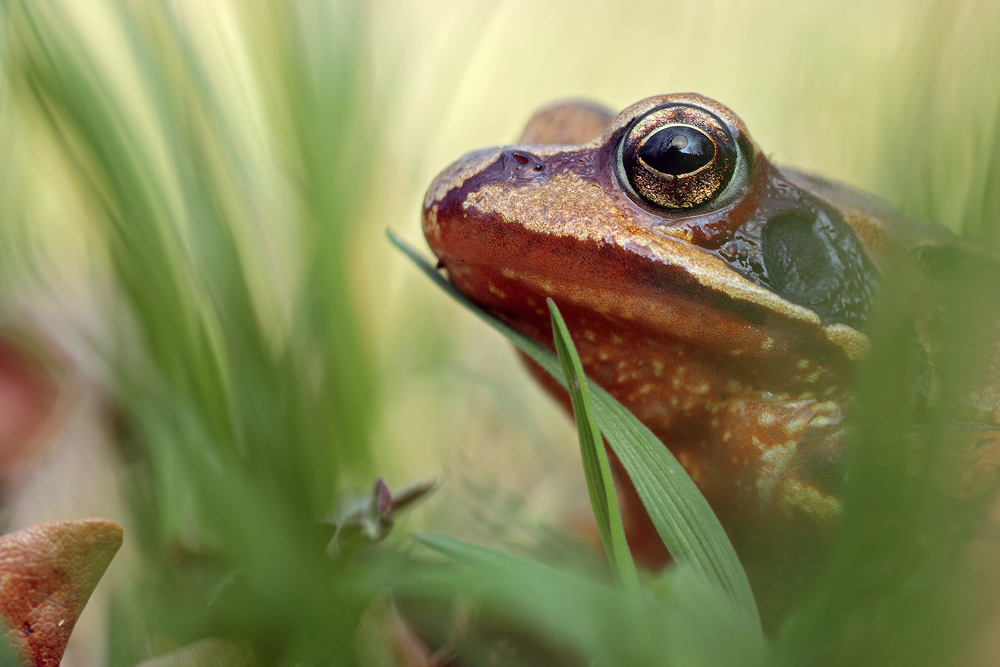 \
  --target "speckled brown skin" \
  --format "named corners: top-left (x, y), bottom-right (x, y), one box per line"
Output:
top-left (0, 519), bottom-right (122, 667)
top-left (422, 94), bottom-right (1000, 622)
